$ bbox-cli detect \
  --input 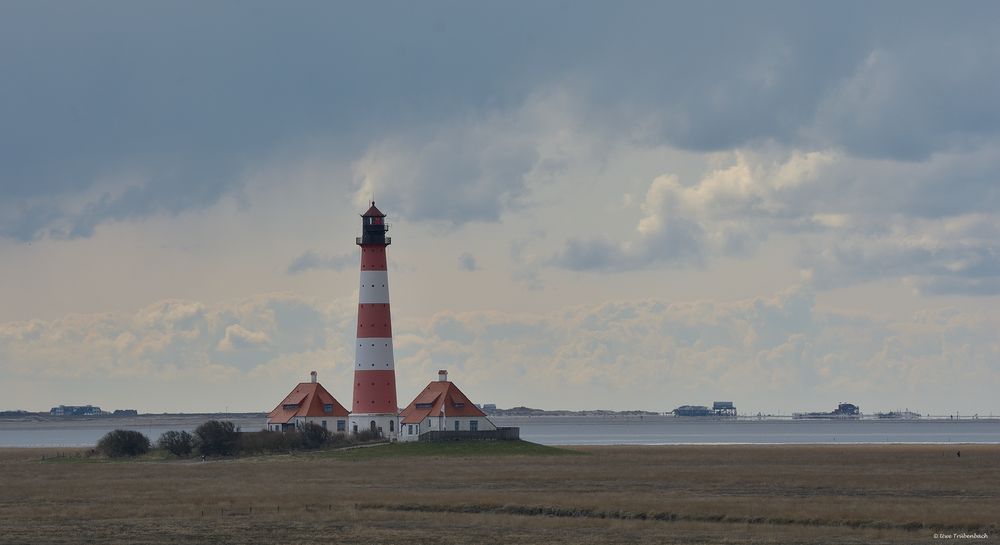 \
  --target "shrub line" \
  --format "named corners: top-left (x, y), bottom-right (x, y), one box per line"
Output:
top-left (355, 502), bottom-right (997, 534)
